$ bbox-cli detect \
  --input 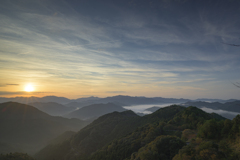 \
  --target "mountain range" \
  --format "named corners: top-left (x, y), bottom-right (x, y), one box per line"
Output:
top-left (0, 95), bottom-right (192, 105)
top-left (182, 100), bottom-right (240, 112)
top-left (181, 100), bottom-right (240, 119)
top-left (1, 100), bottom-right (239, 160)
